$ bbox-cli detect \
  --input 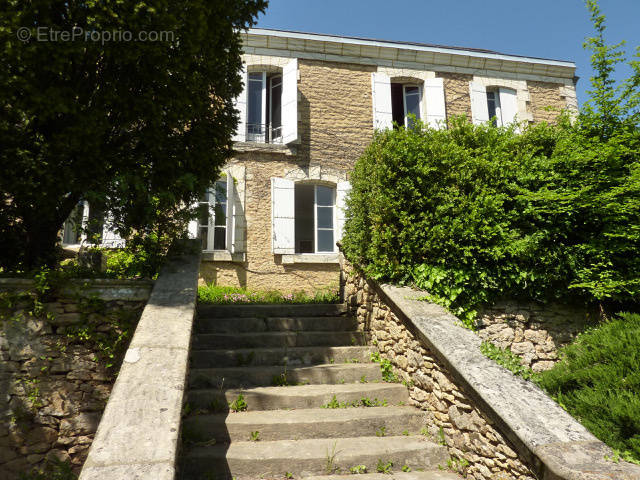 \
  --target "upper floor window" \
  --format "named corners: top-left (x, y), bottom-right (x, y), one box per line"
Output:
top-left (247, 72), bottom-right (282, 143)
top-left (372, 73), bottom-right (446, 131)
top-left (391, 83), bottom-right (422, 128)
top-left (470, 82), bottom-right (518, 128)
top-left (233, 58), bottom-right (298, 145)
